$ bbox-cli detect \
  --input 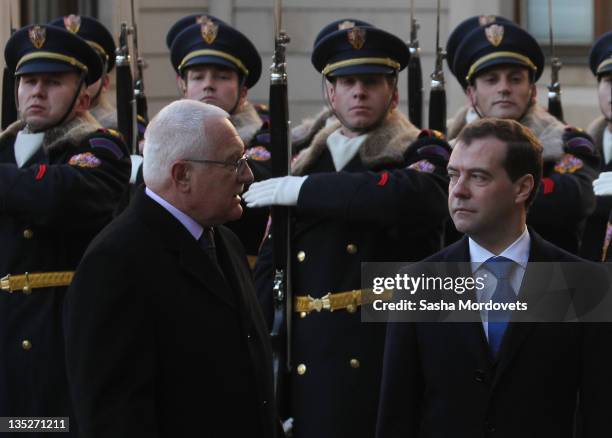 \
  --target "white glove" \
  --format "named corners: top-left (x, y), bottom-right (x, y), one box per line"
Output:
top-left (593, 171), bottom-right (612, 196)
top-left (243, 176), bottom-right (308, 207)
